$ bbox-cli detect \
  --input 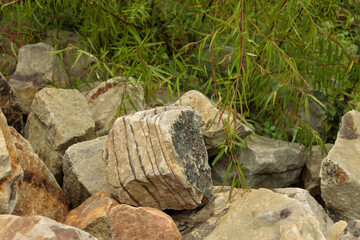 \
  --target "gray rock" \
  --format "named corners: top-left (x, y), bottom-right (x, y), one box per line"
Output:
top-left (103, 106), bottom-right (213, 210)
top-left (339, 220), bottom-right (360, 240)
